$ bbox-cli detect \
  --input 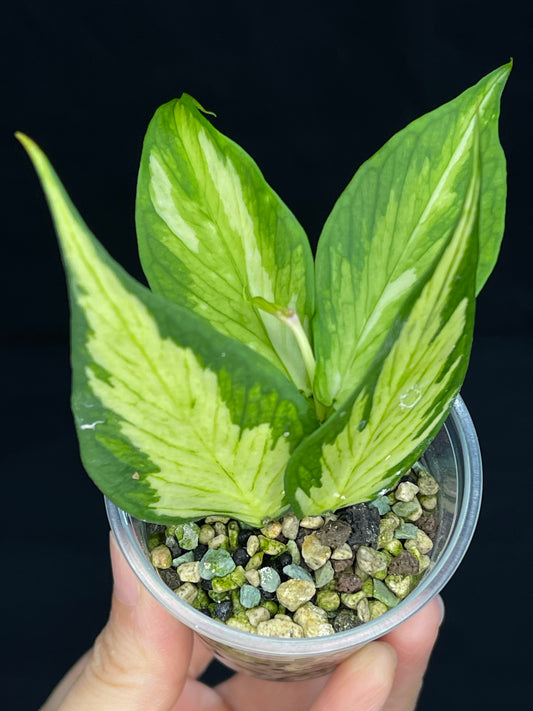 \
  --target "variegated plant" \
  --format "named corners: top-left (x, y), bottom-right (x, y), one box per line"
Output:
top-left (19, 63), bottom-right (509, 527)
